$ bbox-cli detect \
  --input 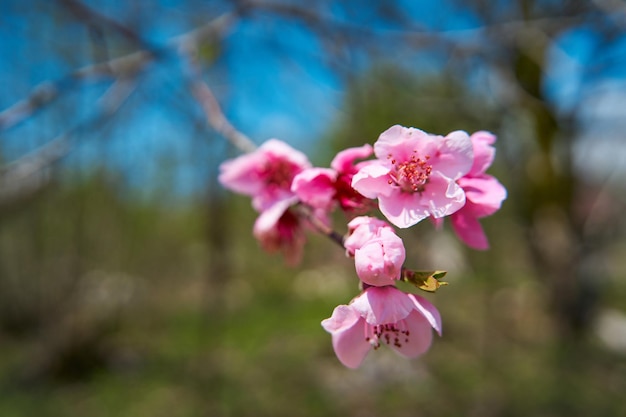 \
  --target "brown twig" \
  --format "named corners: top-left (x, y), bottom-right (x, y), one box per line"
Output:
top-left (295, 204), bottom-right (346, 249)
